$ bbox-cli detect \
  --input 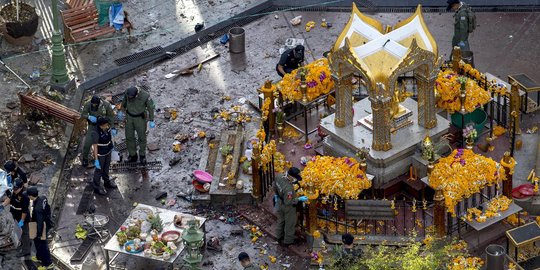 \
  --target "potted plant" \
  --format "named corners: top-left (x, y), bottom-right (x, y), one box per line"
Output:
top-left (0, 1), bottom-right (39, 45)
